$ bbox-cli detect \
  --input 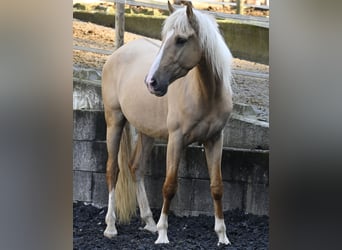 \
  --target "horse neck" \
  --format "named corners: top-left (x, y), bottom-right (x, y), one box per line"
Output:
top-left (193, 56), bottom-right (226, 101)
